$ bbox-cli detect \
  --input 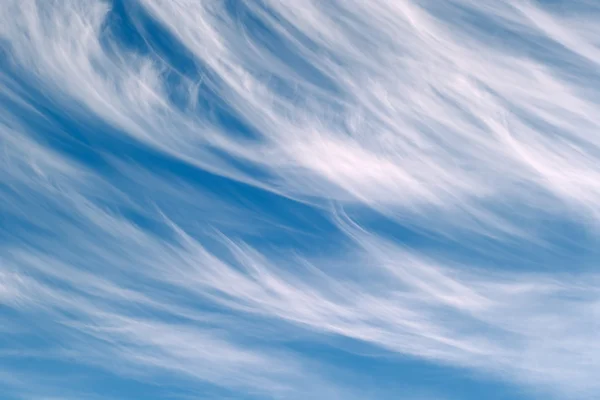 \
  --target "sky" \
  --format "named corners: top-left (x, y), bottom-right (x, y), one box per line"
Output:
top-left (1, 0), bottom-right (600, 399)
